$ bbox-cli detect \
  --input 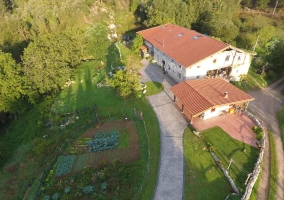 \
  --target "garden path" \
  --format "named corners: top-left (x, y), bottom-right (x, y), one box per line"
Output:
top-left (248, 77), bottom-right (284, 200)
top-left (140, 59), bottom-right (188, 200)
